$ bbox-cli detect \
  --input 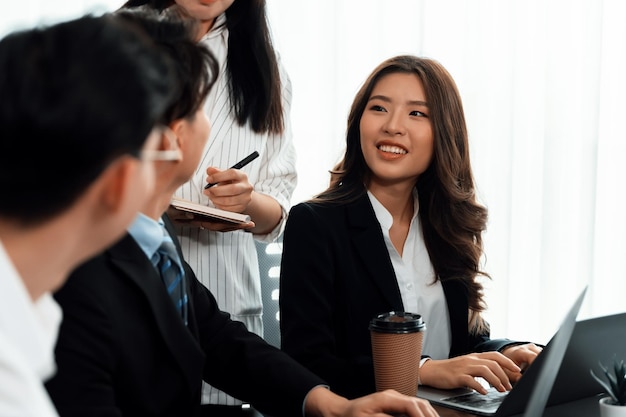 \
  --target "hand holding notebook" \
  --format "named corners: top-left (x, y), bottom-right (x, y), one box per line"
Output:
top-left (169, 197), bottom-right (254, 229)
